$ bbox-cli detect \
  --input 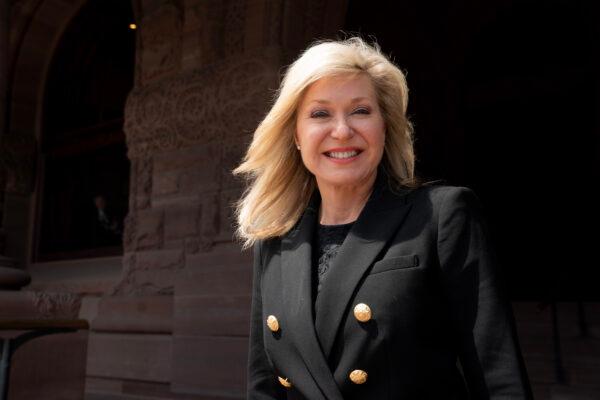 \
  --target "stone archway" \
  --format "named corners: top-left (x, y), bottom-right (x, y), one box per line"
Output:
top-left (2, 0), bottom-right (87, 266)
